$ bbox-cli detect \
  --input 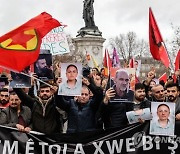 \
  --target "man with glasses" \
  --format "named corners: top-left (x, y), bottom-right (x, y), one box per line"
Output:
top-left (14, 84), bottom-right (63, 134)
top-left (0, 88), bottom-right (10, 109)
